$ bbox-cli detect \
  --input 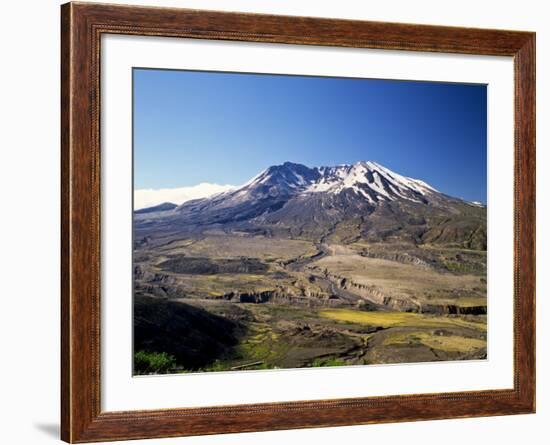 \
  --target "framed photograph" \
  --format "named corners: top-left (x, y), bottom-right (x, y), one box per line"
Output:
top-left (61, 2), bottom-right (535, 442)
